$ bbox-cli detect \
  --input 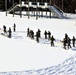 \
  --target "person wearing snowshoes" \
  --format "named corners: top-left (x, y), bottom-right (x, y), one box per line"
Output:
top-left (63, 33), bottom-right (68, 49)
top-left (48, 31), bottom-right (51, 40)
top-left (8, 27), bottom-right (12, 38)
top-left (35, 31), bottom-right (39, 43)
top-left (28, 30), bottom-right (34, 39)
top-left (67, 37), bottom-right (71, 49)
top-left (38, 29), bottom-right (41, 38)
top-left (3, 25), bottom-right (7, 33)
top-left (13, 23), bottom-right (16, 32)
top-left (50, 35), bottom-right (55, 47)
top-left (27, 27), bottom-right (30, 37)
top-left (44, 30), bottom-right (47, 39)
top-left (63, 33), bottom-right (72, 49)
top-left (63, 37), bottom-right (67, 49)
top-left (31, 30), bottom-right (34, 39)
top-left (35, 29), bottom-right (41, 43)
top-left (72, 36), bottom-right (76, 47)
